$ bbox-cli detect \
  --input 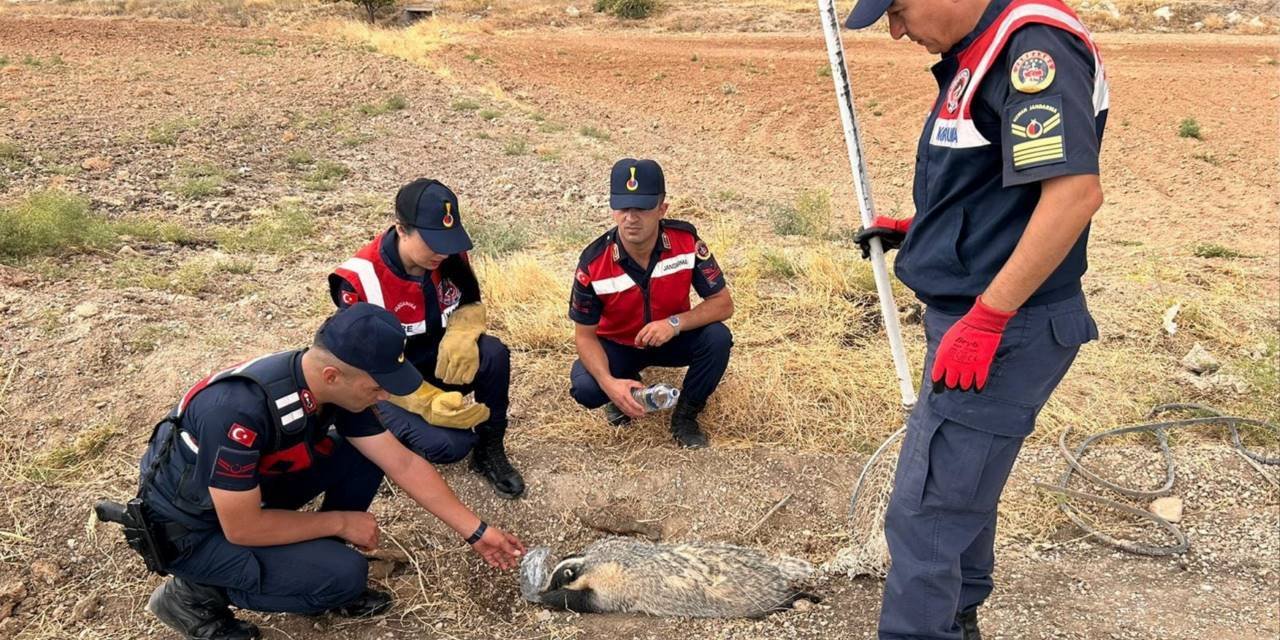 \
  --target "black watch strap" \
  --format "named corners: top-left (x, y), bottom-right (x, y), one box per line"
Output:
top-left (465, 521), bottom-right (487, 545)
